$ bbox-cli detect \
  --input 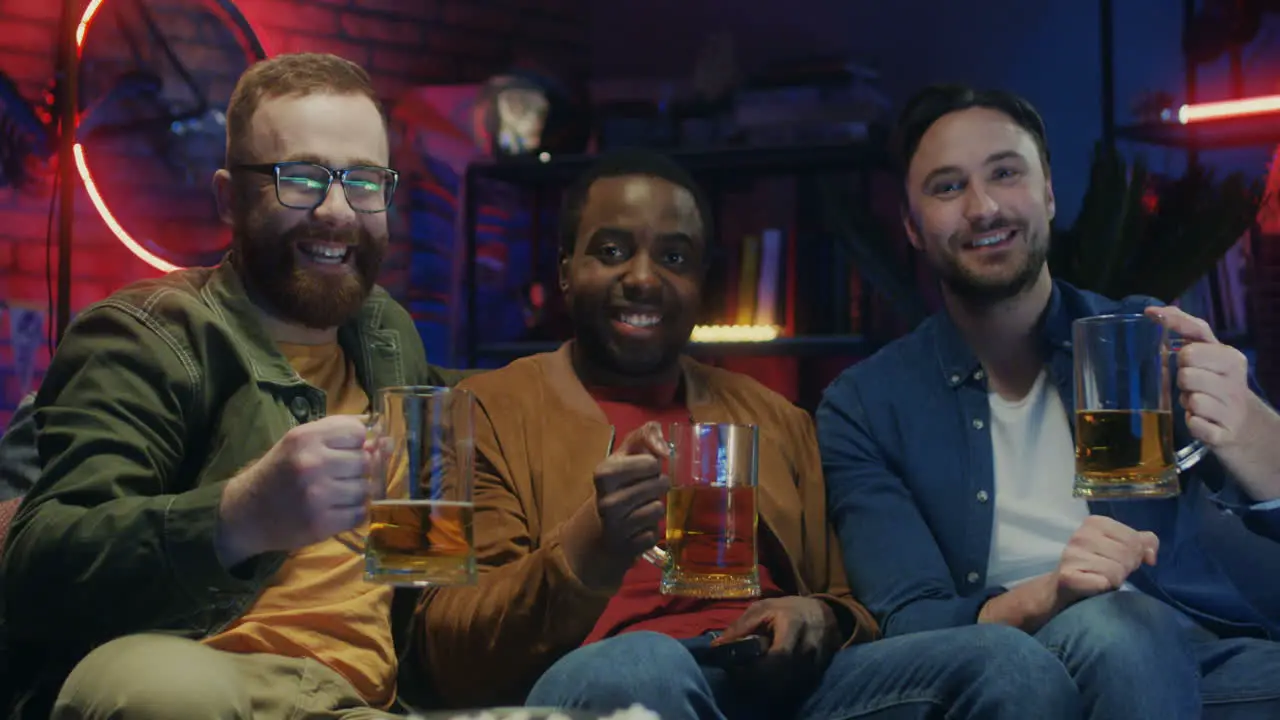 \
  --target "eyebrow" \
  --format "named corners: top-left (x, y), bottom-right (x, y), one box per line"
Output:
top-left (657, 231), bottom-right (697, 245)
top-left (282, 153), bottom-right (384, 168)
top-left (584, 228), bottom-right (701, 251)
top-left (587, 227), bottom-right (634, 242)
top-left (920, 150), bottom-right (1028, 188)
